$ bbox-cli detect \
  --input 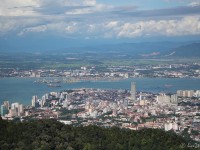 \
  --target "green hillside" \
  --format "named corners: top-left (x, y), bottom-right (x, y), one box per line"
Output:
top-left (0, 118), bottom-right (195, 150)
